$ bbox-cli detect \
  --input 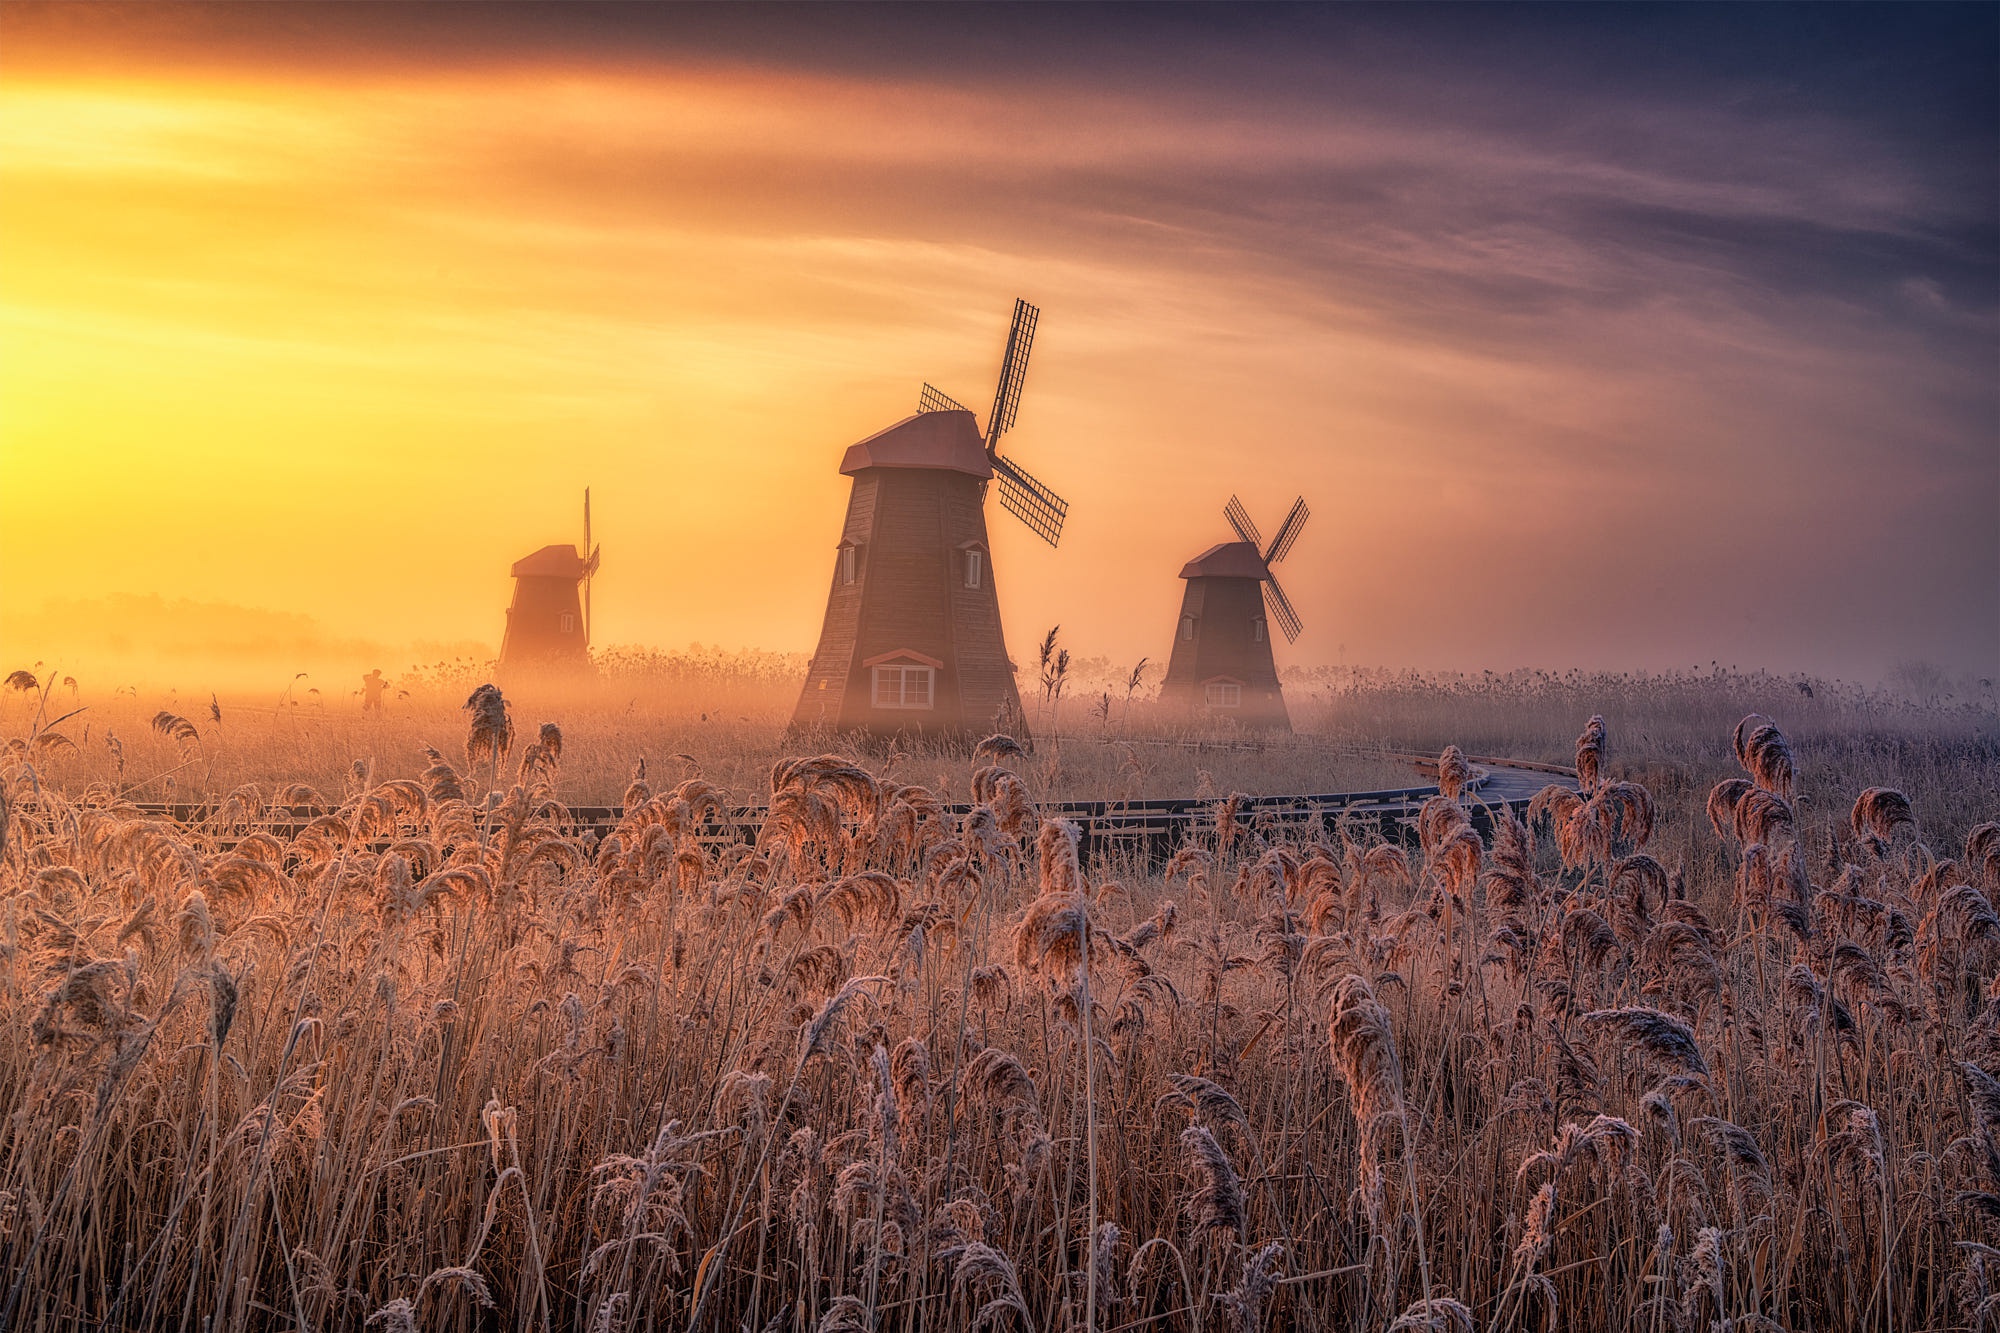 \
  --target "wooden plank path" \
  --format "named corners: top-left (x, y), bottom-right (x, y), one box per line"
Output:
top-left (129, 754), bottom-right (1576, 864)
